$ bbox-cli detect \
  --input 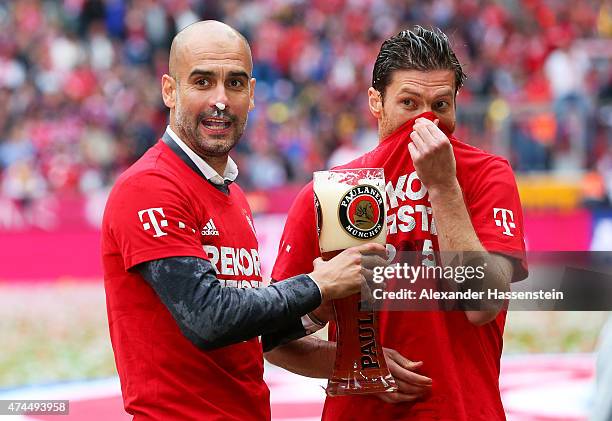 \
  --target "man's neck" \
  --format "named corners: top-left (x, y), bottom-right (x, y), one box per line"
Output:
top-left (203, 155), bottom-right (229, 177)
